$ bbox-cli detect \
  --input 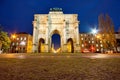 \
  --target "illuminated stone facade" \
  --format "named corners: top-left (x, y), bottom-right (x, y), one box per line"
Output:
top-left (33, 8), bottom-right (80, 53)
